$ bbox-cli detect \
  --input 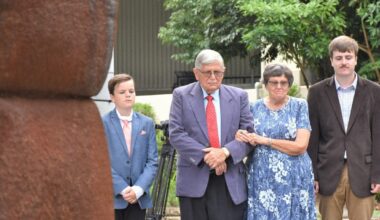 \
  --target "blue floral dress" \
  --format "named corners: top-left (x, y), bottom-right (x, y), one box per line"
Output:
top-left (246, 97), bottom-right (316, 220)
